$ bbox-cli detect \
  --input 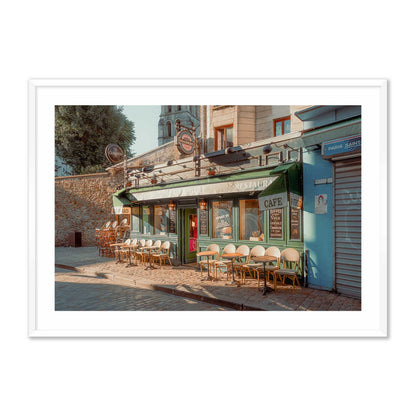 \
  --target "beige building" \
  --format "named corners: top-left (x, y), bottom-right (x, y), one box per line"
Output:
top-left (200, 105), bottom-right (309, 152)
